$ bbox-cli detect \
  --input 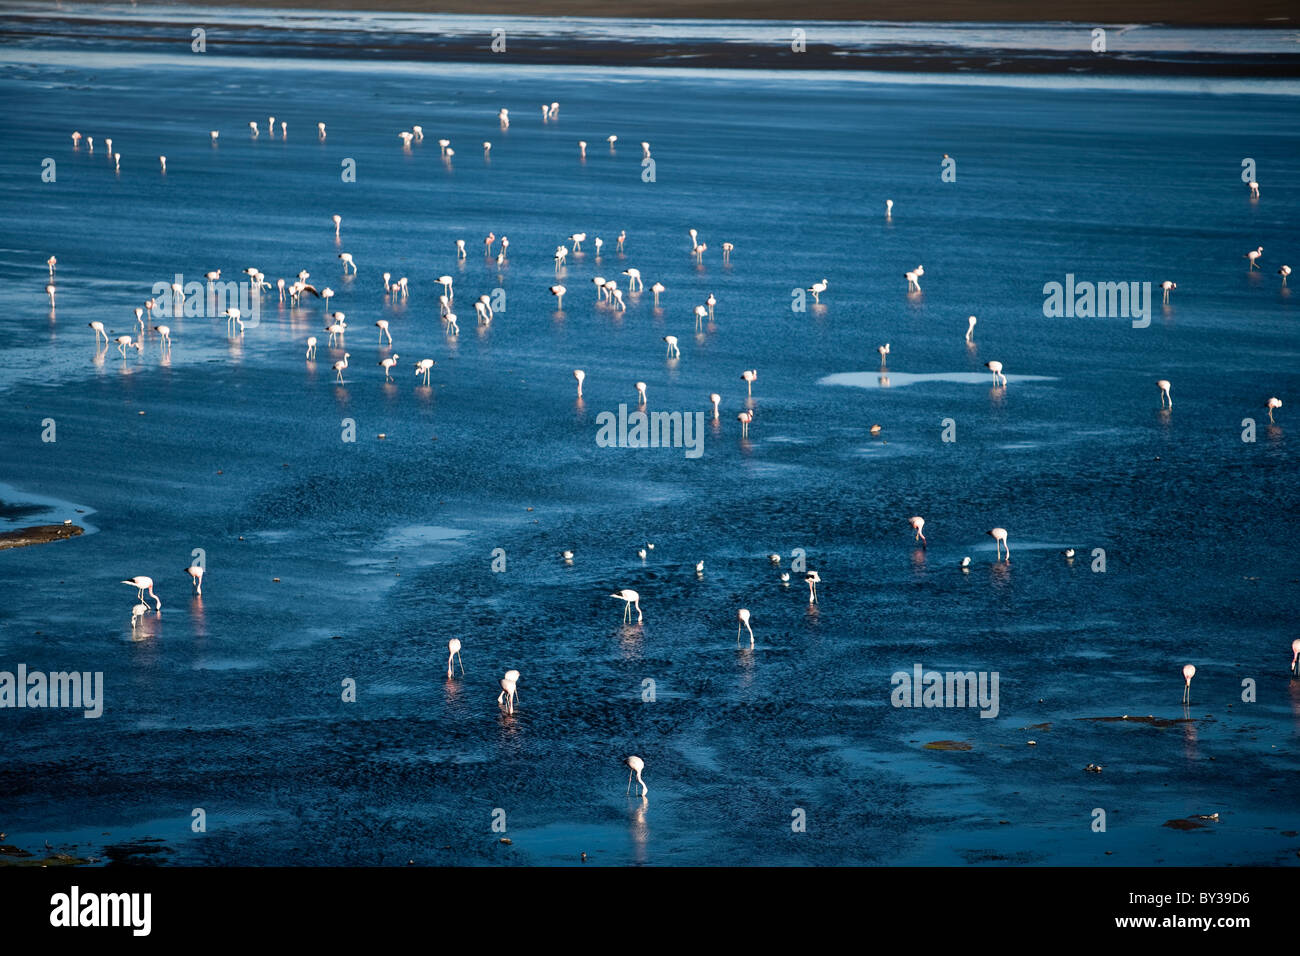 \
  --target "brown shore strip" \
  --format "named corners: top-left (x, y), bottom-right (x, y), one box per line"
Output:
top-left (76, 0), bottom-right (1299, 27)
top-left (0, 524), bottom-right (84, 551)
